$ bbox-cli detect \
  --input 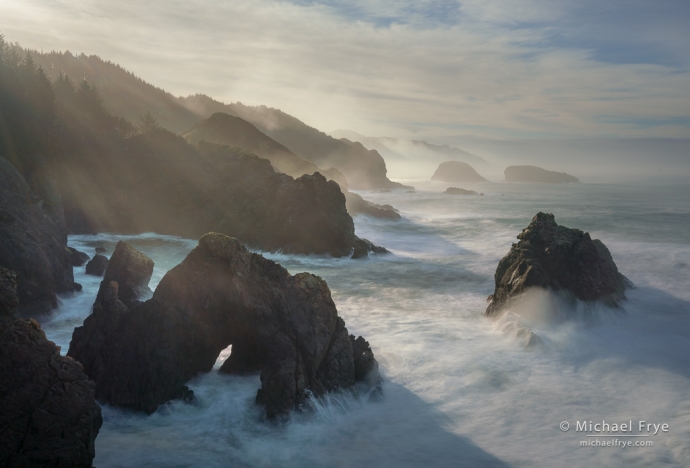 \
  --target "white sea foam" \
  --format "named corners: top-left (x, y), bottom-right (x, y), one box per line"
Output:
top-left (40, 182), bottom-right (690, 467)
